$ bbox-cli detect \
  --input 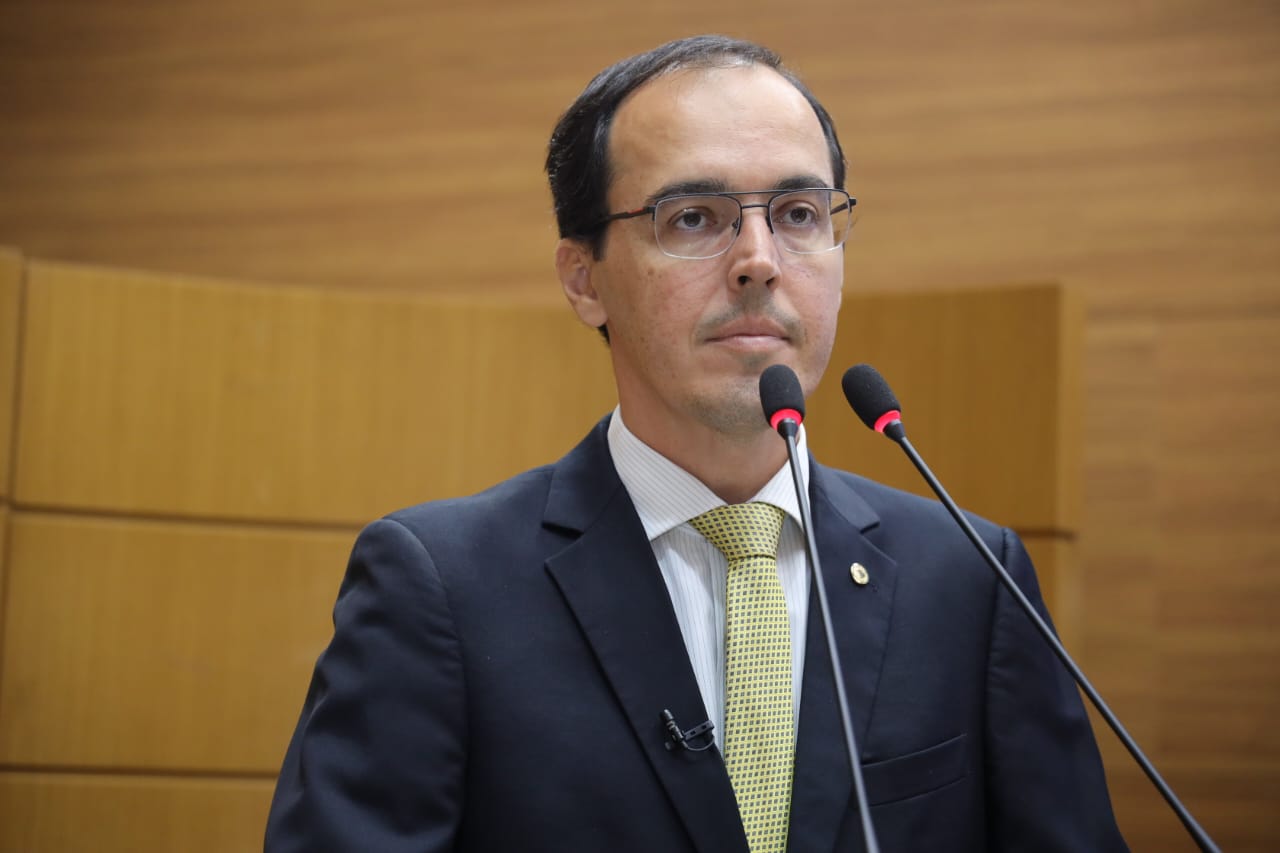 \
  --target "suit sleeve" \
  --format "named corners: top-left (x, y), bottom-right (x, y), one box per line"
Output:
top-left (265, 517), bottom-right (467, 853)
top-left (983, 527), bottom-right (1129, 852)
